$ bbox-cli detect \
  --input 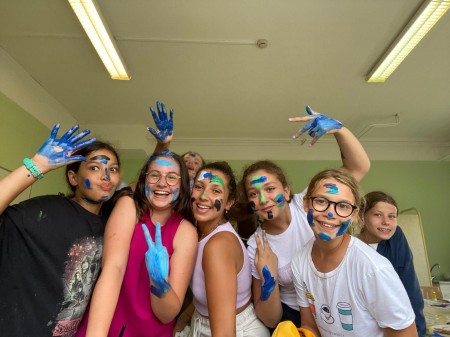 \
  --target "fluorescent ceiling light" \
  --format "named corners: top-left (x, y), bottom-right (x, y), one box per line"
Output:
top-left (367, 0), bottom-right (450, 83)
top-left (68, 0), bottom-right (131, 80)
